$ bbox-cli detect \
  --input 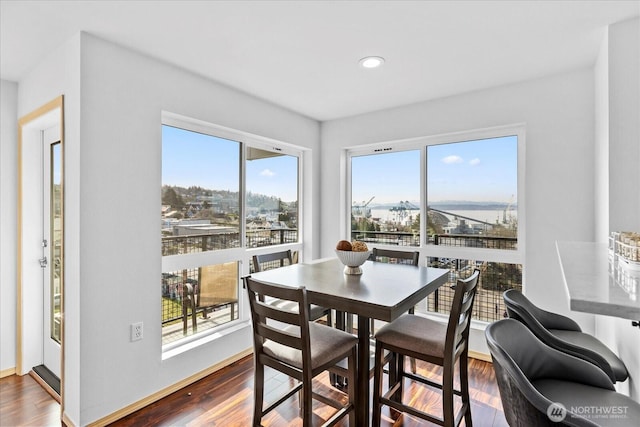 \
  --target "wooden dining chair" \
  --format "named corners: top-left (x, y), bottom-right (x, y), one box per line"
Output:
top-left (252, 250), bottom-right (332, 324)
top-left (362, 248), bottom-right (420, 372)
top-left (244, 276), bottom-right (358, 427)
top-left (372, 269), bottom-right (480, 427)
